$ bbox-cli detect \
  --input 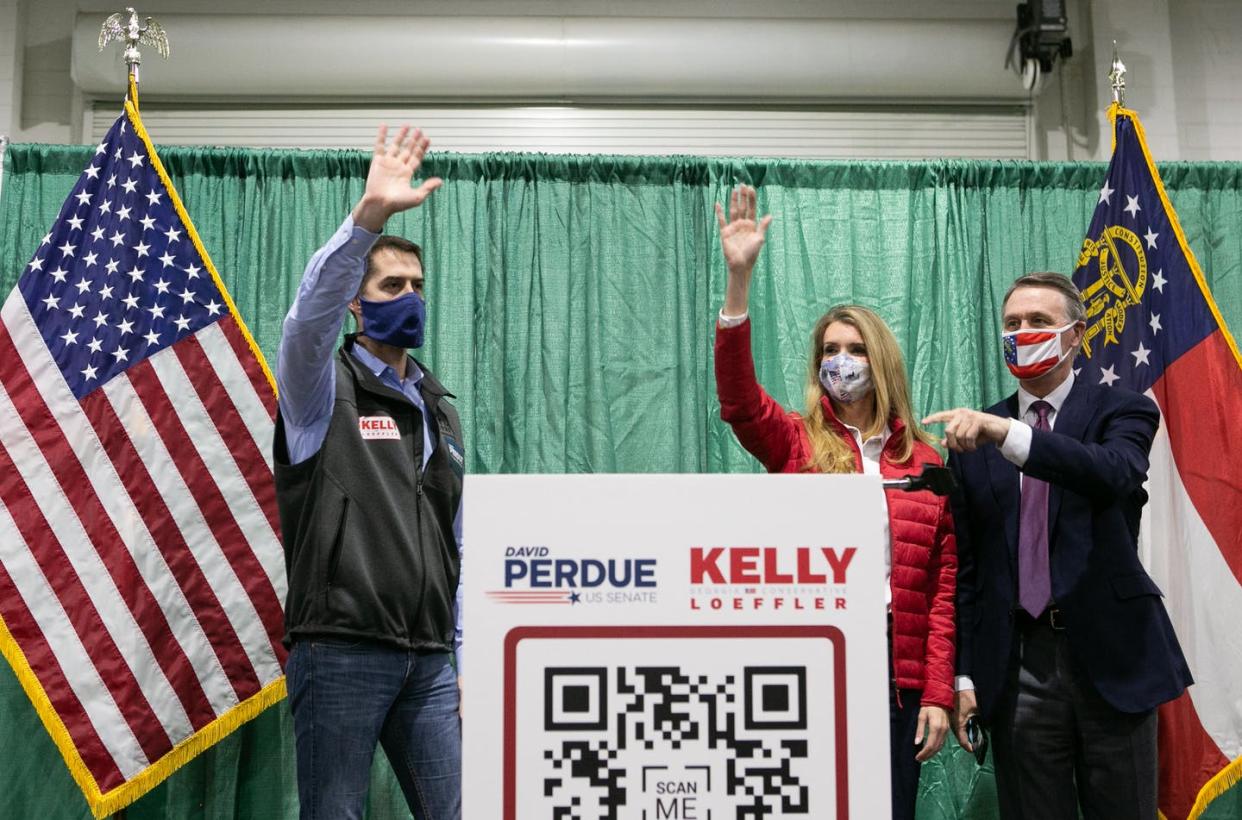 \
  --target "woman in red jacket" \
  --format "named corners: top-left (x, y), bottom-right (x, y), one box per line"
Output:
top-left (713, 185), bottom-right (956, 820)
